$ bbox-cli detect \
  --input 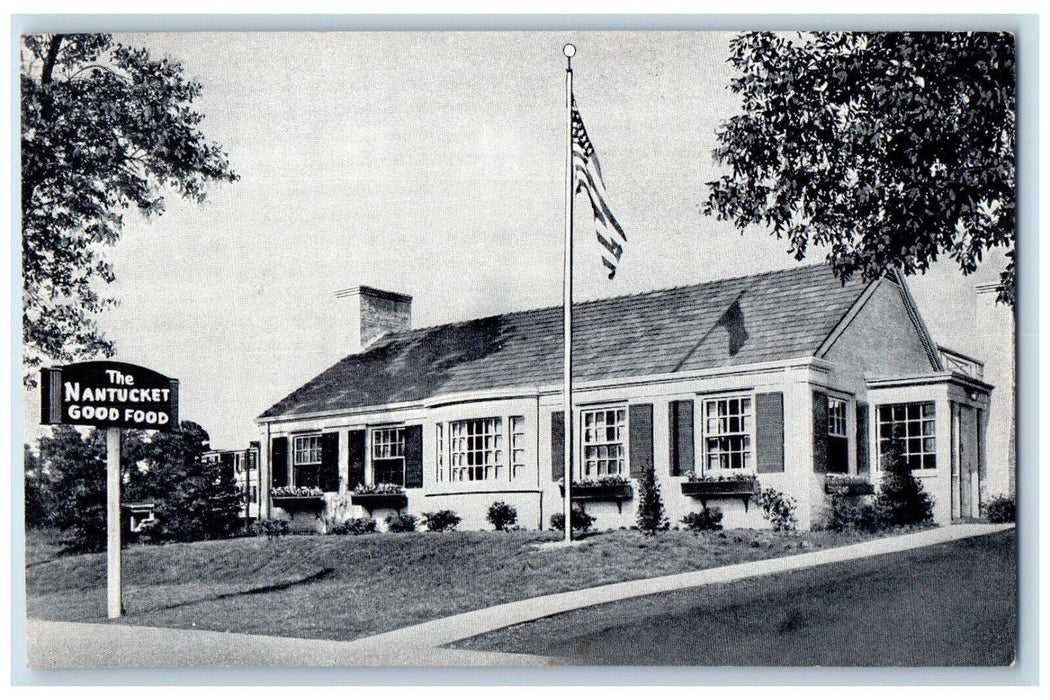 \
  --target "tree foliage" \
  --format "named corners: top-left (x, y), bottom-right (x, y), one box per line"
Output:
top-left (21, 34), bottom-right (237, 383)
top-left (704, 32), bottom-right (1015, 305)
top-left (635, 469), bottom-right (669, 535)
top-left (35, 421), bottom-right (242, 552)
top-left (38, 426), bottom-right (146, 552)
top-left (874, 434), bottom-right (934, 527)
top-left (136, 421), bottom-right (244, 543)
top-left (24, 444), bottom-right (51, 529)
